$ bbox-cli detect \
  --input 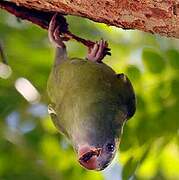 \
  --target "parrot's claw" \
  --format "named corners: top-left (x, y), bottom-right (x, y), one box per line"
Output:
top-left (87, 39), bottom-right (110, 63)
top-left (48, 13), bottom-right (66, 48)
